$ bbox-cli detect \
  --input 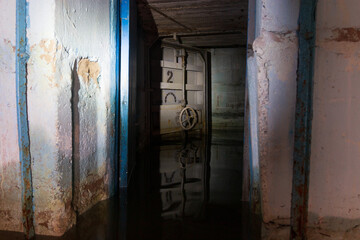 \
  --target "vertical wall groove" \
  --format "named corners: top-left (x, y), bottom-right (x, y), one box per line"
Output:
top-left (71, 60), bottom-right (80, 217)
top-left (15, 0), bottom-right (35, 238)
